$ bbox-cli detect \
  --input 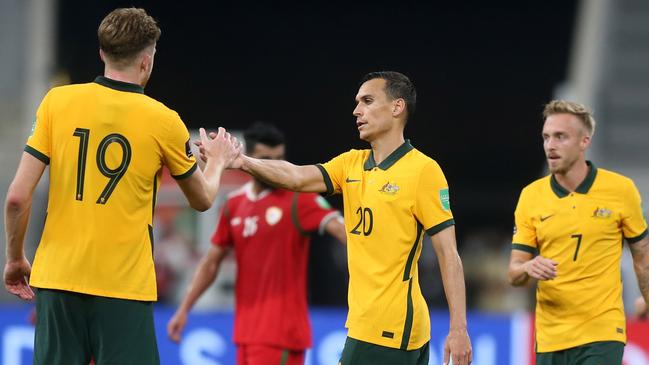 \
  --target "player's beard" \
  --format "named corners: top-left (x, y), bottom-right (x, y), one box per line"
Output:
top-left (548, 155), bottom-right (578, 175)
